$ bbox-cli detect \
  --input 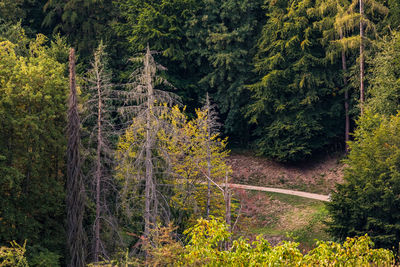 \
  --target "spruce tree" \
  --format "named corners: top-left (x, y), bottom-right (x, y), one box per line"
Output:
top-left (327, 112), bottom-right (400, 250)
top-left (186, 0), bottom-right (265, 143)
top-left (247, 0), bottom-right (342, 161)
top-left (83, 42), bottom-right (118, 262)
top-left (117, 45), bottom-right (178, 240)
